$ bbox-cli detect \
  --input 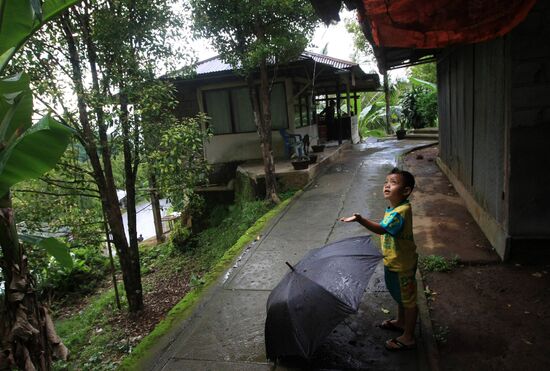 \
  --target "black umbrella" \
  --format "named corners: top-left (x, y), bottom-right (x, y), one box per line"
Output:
top-left (265, 235), bottom-right (382, 360)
